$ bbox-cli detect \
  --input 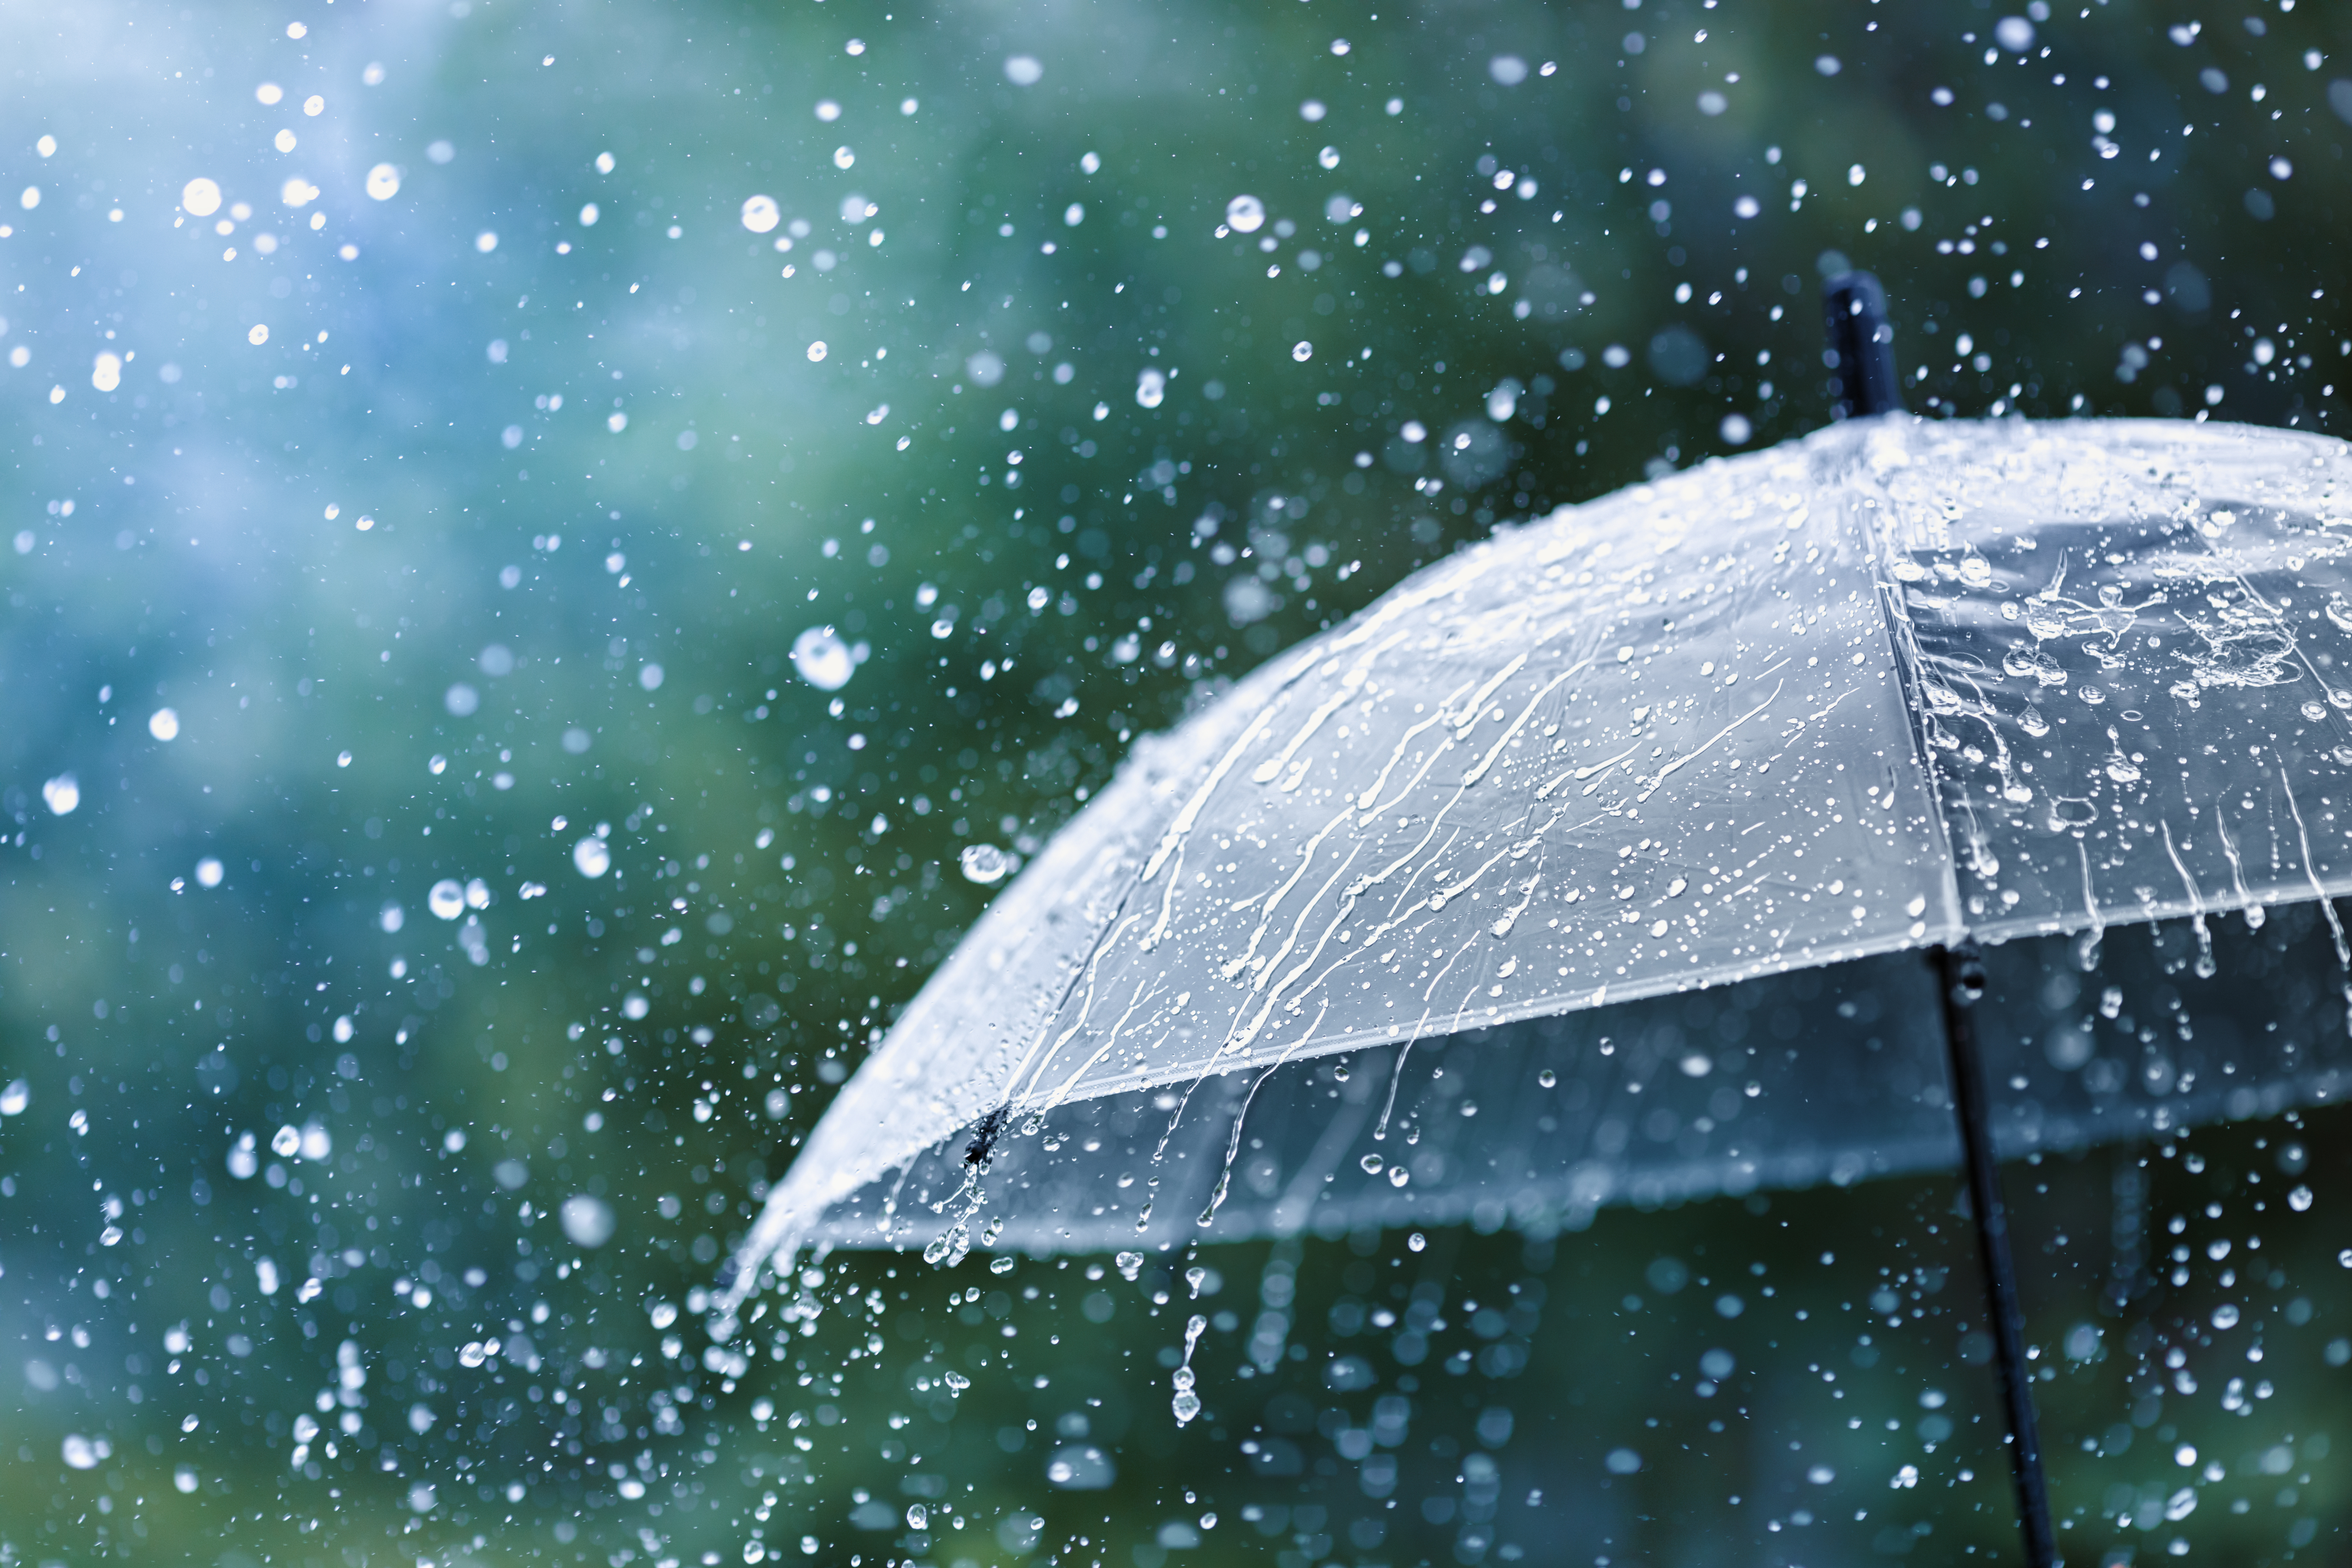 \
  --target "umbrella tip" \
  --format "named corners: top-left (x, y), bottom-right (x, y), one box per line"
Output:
top-left (1820, 271), bottom-right (1905, 420)
top-left (964, 1103), bottom-right (1011, 1169)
